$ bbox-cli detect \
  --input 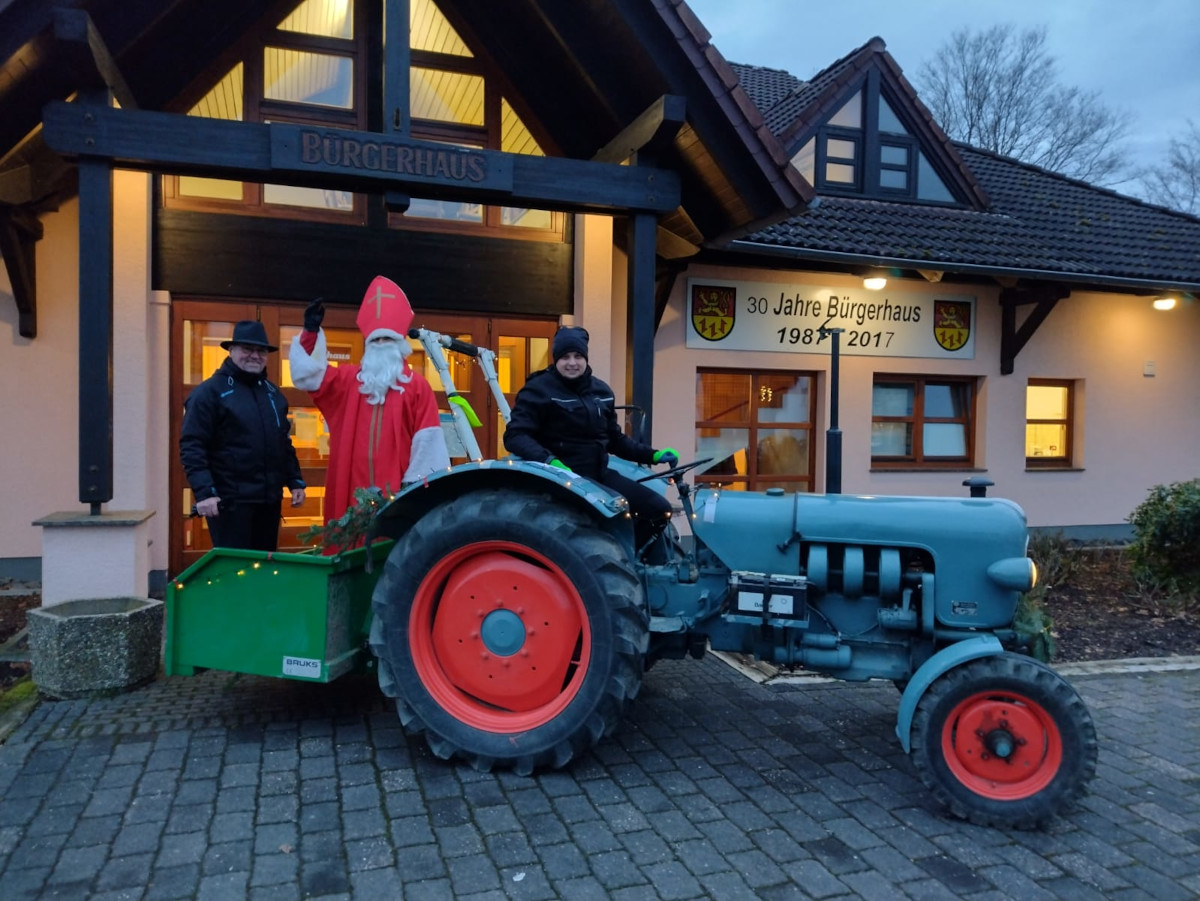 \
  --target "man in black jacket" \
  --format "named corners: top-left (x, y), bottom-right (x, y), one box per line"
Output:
top-left (180, 320), bottom-right (306, 551)
top-left (504, 326), bottom-right (678, 553)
